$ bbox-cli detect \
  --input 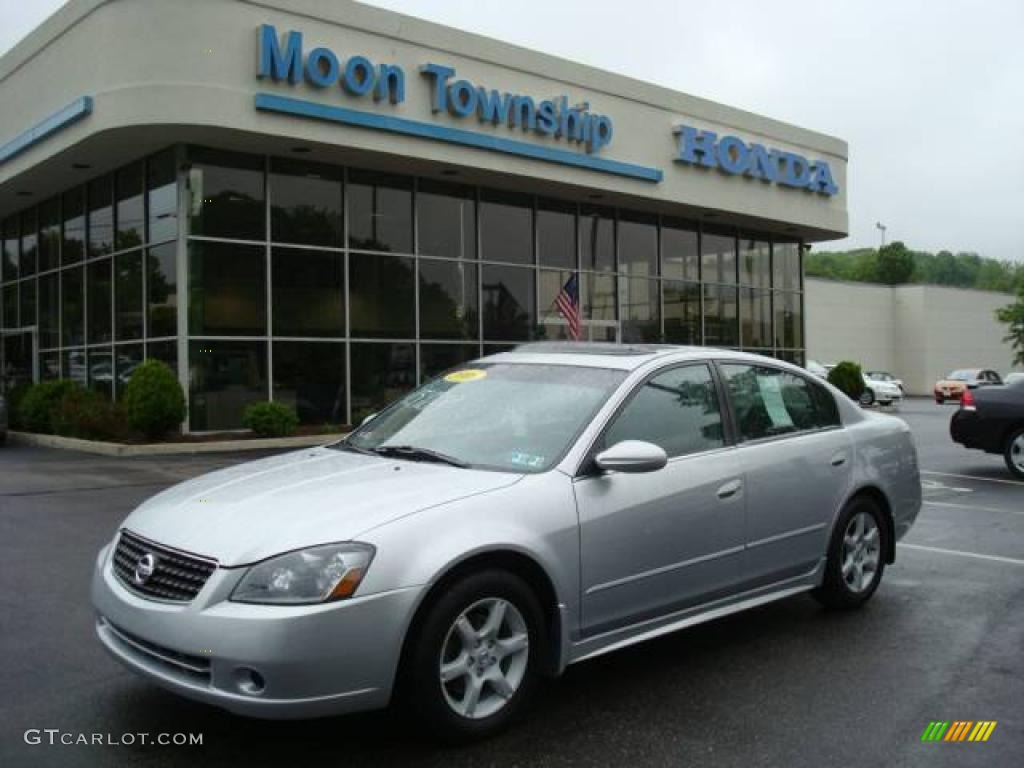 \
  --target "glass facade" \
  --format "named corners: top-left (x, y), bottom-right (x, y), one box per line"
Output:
top-left (0, 143), bottom-right (806, 432)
